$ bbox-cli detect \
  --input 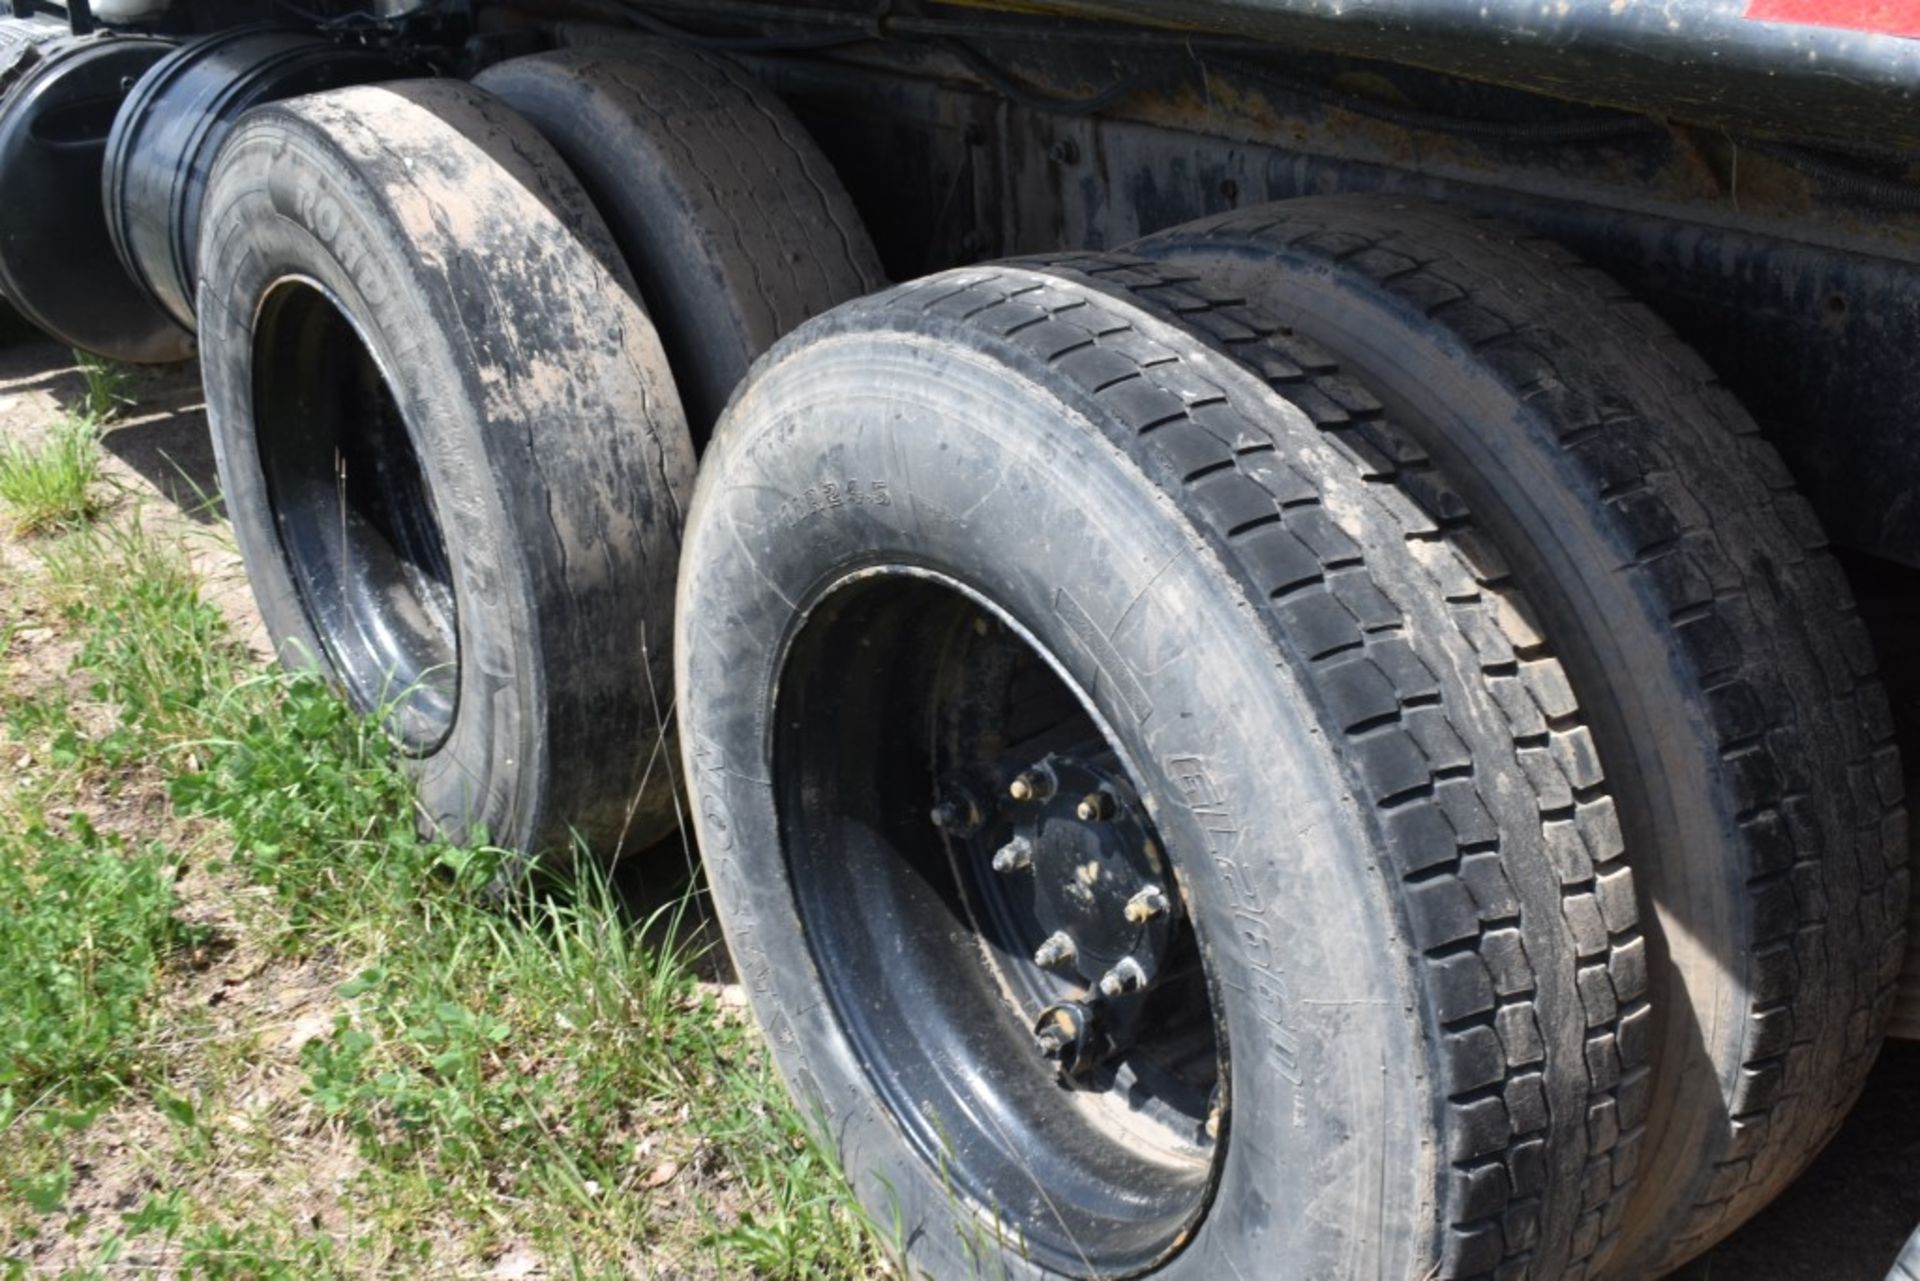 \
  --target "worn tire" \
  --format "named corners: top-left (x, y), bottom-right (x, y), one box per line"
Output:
top-left (198, 80), bottom-right (696, 866)
top-left (1129, 195), bottom-right (1909, 1275)
top-left (475, 42), bottom-right (883, 444)
top-left (680, 259), bottom-right (1646, 1278)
